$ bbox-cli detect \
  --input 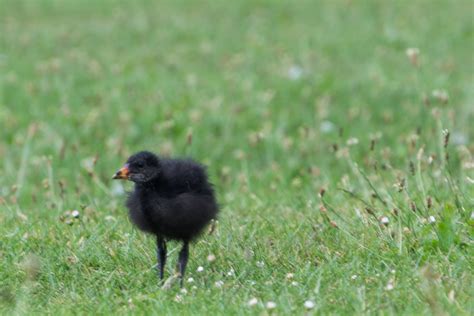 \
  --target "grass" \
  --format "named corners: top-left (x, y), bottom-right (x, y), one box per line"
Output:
top-left (1, 0), bottom-right (473, 314)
